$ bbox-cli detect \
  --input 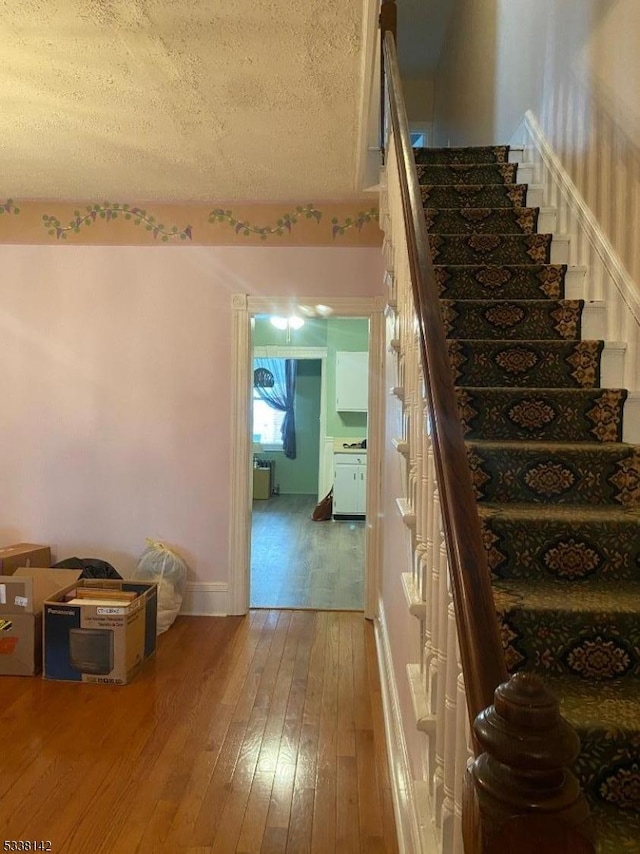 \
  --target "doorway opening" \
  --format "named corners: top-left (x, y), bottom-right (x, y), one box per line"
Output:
top-left (250, 315), bottom-right (369, 609)
top-left (229, 295), bottom-right (385, 617)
